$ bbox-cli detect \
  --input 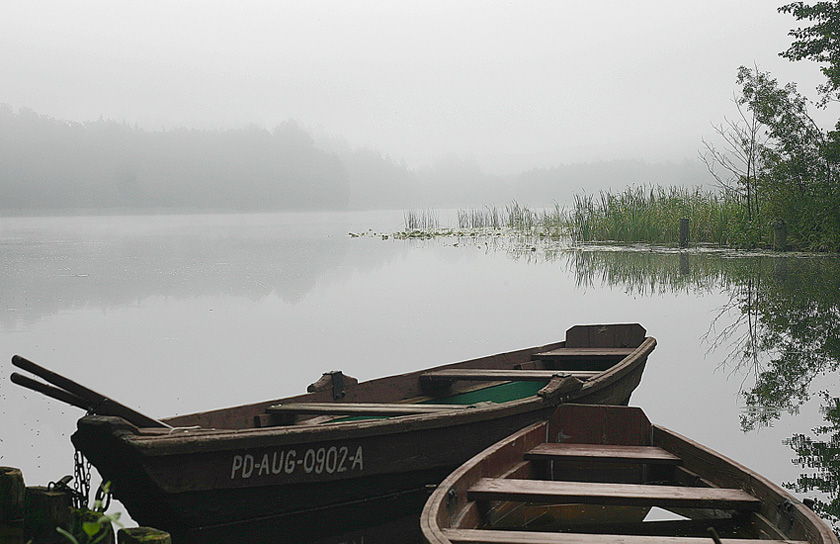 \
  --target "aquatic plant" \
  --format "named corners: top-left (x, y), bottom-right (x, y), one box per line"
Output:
top-left (563, 185), bottom-right (756, 247)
